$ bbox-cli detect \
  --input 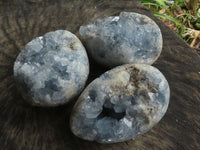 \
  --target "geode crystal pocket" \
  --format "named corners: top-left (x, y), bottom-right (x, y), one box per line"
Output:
top-left (79, 12), bottom-right (163, 67)
top-left (70, 64), bottom-right (170, 143)
top-left (14, 30), bottom-right (89, 106)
